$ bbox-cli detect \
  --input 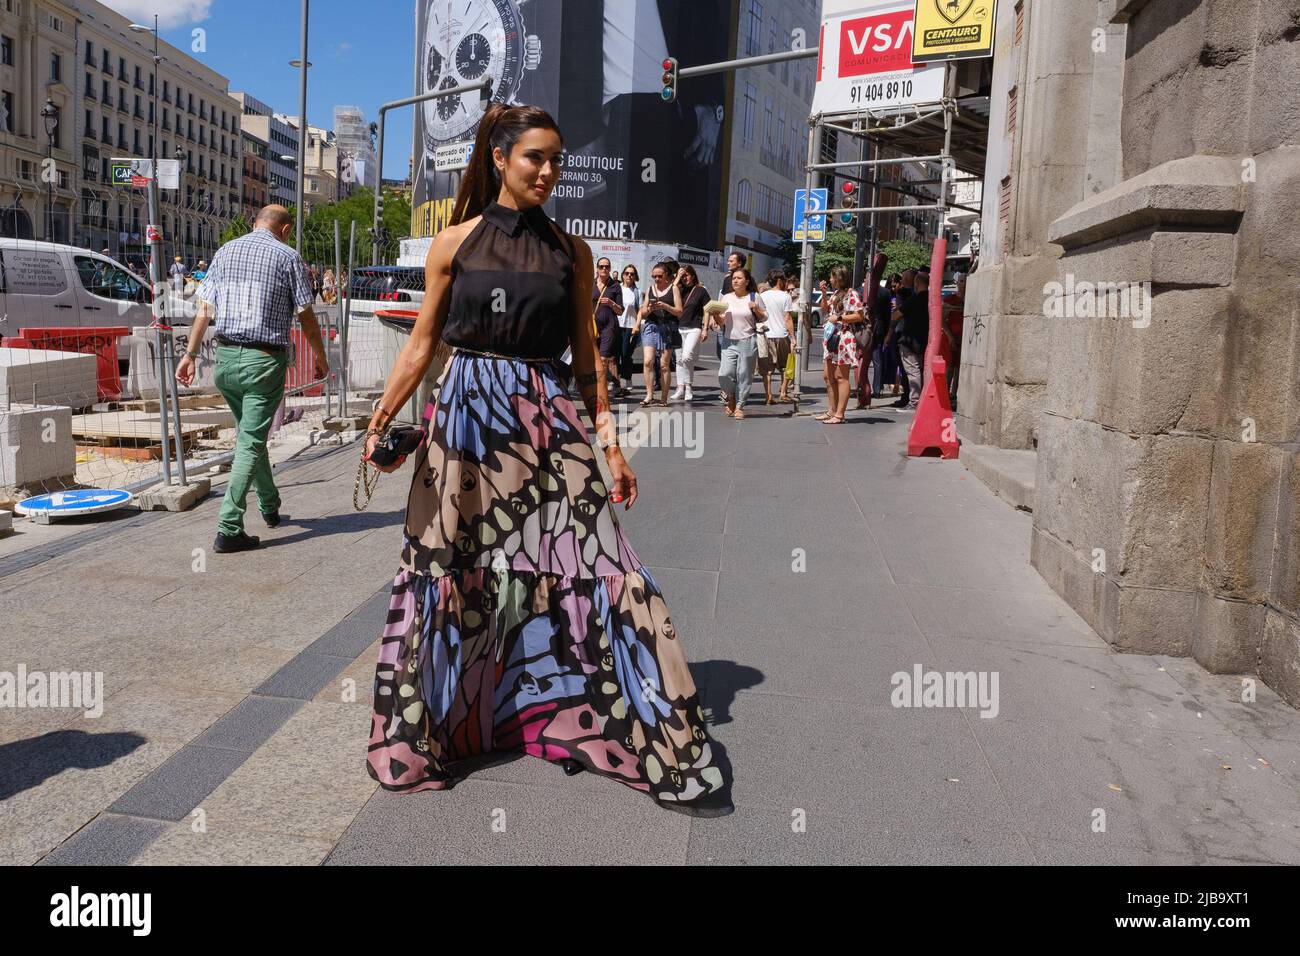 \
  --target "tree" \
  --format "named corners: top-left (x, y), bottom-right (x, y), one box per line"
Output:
top-left (219, 214), bottom-right (249, 246)
top-left (879, 238), bottom-right (932, 273)
top-left (812, 228), bottom-right (857, 280)
top-left (294, 187), bottom-right (412, 264)
top-left (774, 232), bottom-right (802, 274)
